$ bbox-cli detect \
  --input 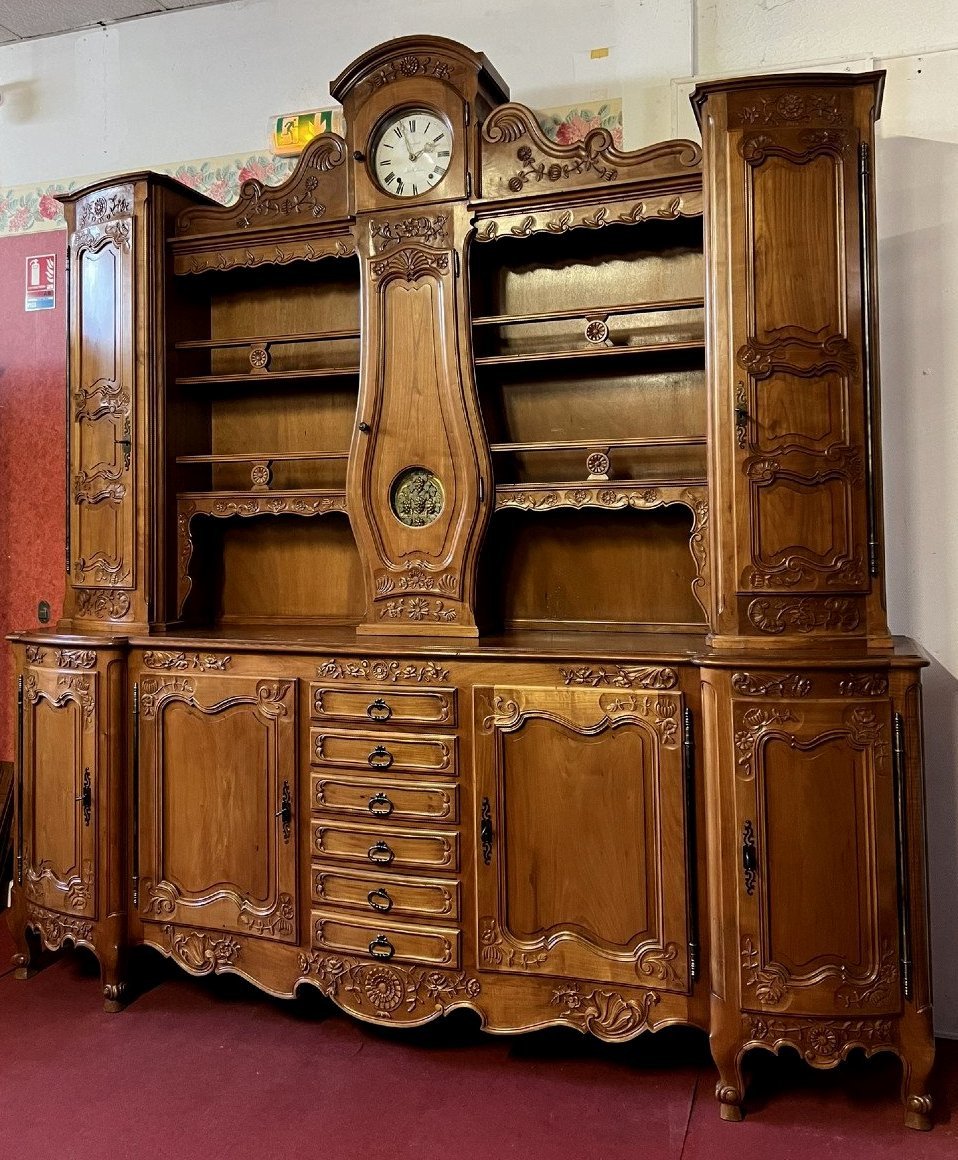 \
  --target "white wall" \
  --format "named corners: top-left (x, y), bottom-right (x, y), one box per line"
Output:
top-left (0, 0), bottom-right (691, 186)
top-left (1, 0), bottom-right (956, 1036)
top-left (695, 0), bottom-right (958, 1040)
